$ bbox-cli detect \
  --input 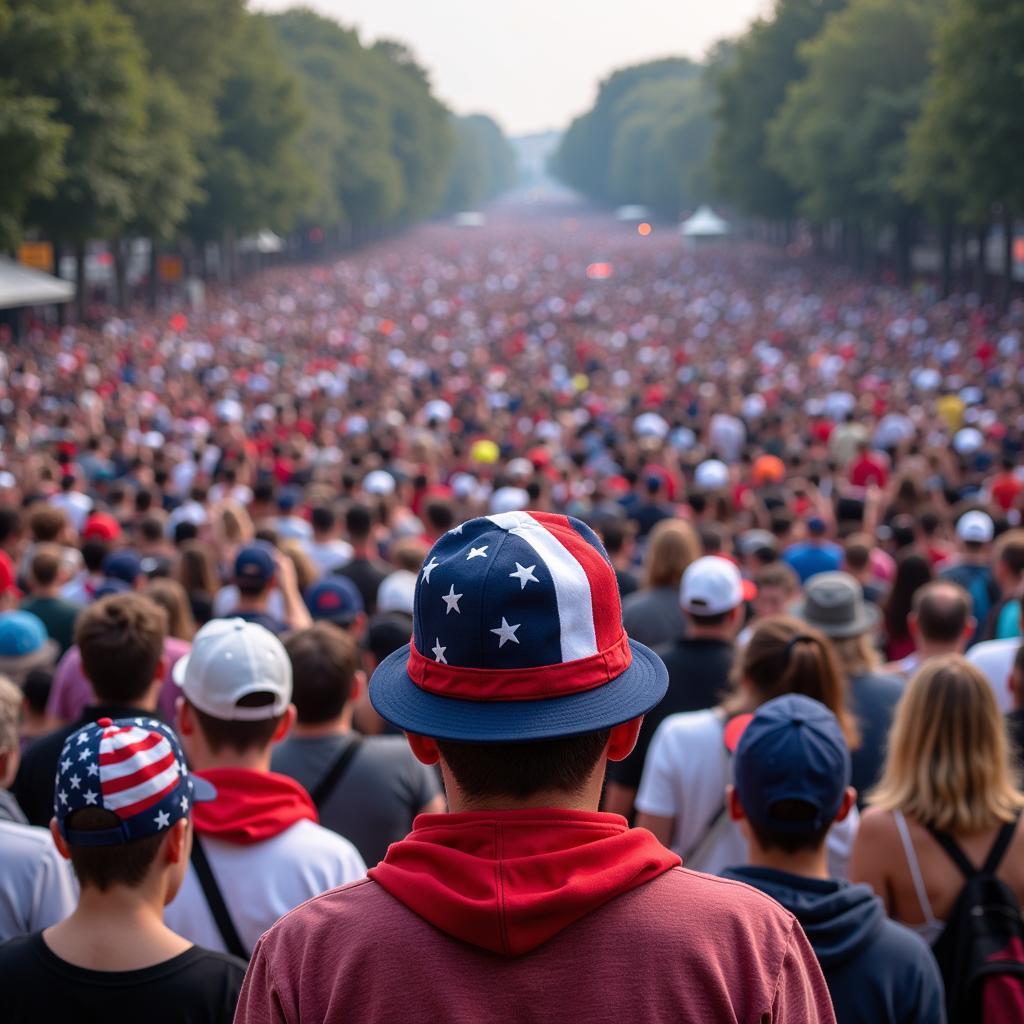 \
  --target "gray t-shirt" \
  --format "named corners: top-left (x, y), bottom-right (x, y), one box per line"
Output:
top-left (621, 586), bottom-right (685, 650)
top-left (272, 734), bottom-right (442, 866)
